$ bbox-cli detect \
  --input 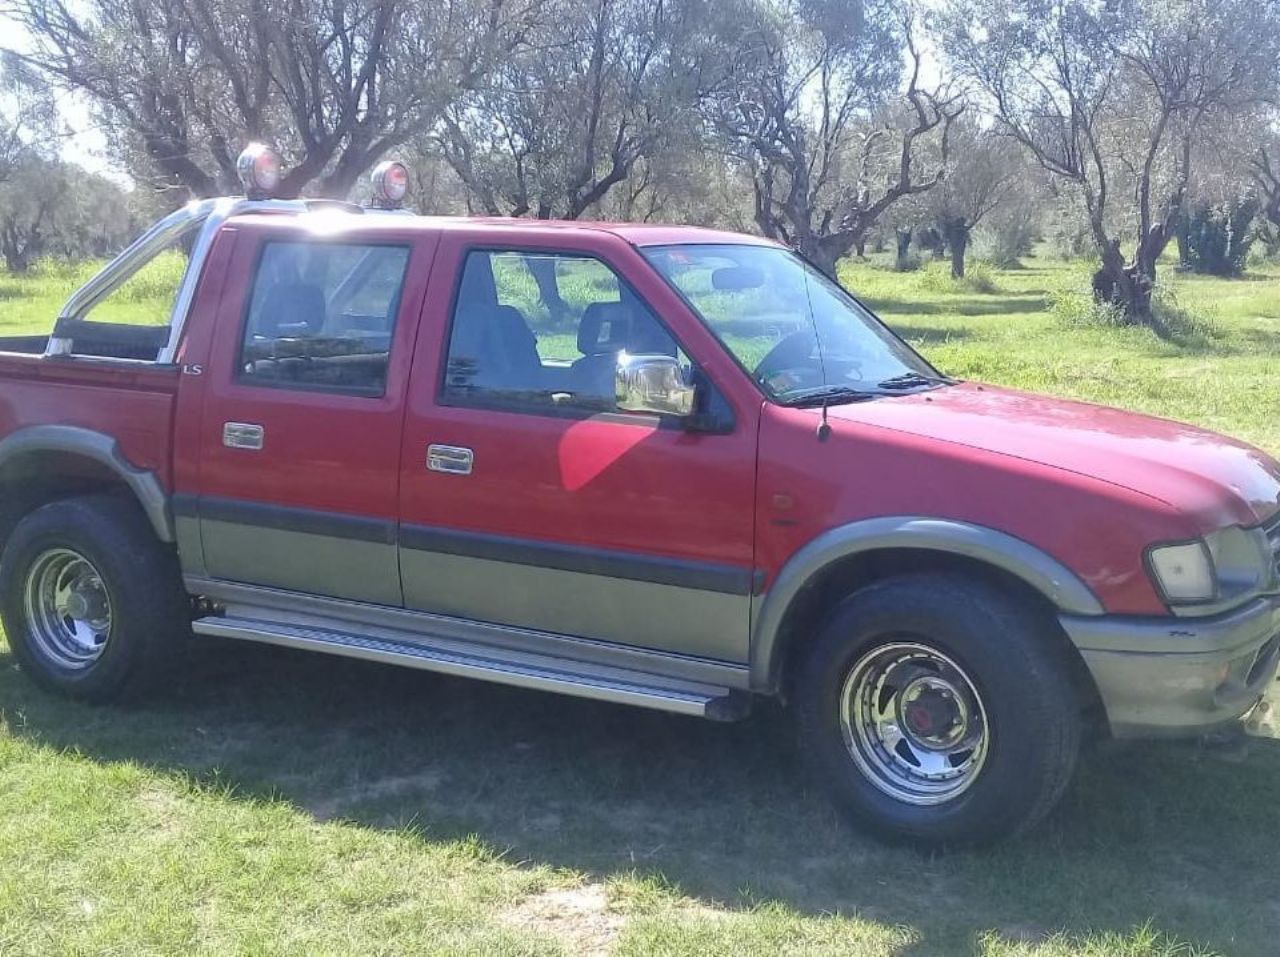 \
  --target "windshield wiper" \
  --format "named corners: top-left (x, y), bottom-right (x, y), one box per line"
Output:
top-left (780, 385), bottom-right (877, 408)
top-left (875, 371), bottom-right (953, 391)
